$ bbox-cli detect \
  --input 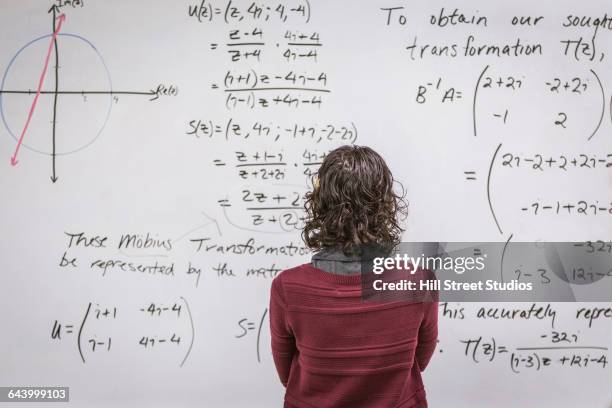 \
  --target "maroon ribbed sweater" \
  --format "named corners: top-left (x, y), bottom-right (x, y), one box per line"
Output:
top-left (270, 263), bottom-right (438, 408)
